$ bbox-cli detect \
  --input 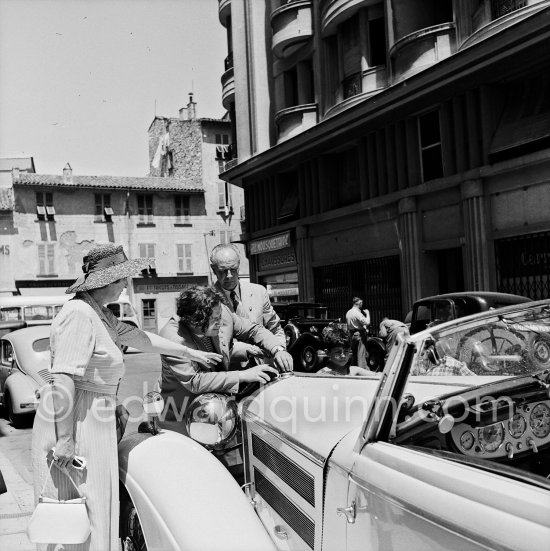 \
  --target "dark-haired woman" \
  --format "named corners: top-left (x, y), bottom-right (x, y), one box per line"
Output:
top-left (157, 284), bottom-right (292, 434)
